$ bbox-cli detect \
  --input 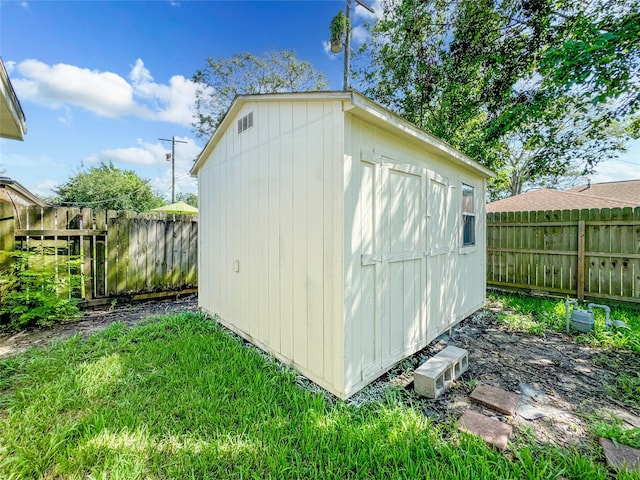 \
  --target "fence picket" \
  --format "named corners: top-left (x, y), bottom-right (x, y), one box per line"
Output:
top-left (487, 206), bottom-right (640, 304)
top-left (6, 205), bottom-right (197, 305)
